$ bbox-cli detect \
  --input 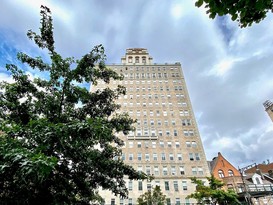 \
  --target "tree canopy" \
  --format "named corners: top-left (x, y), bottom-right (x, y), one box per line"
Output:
top-left (195, 0), bottom-right (273, 27)
top-left (0, 5), bottom-right (147, 205)
top-left (137, 185), bottom-right (166, 205)
top-left (187, 175), bottom-right (241, 205)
